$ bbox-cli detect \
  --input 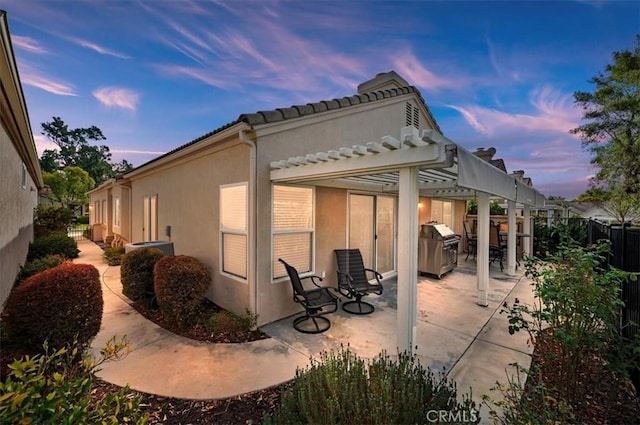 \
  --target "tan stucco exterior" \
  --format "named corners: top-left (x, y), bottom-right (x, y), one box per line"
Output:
top-left (0, 11), bottom-right (43, 308)
top-left (87, 76), bottom-right (473, 326)
top-left (127, 132), bottom-right (252, 315)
